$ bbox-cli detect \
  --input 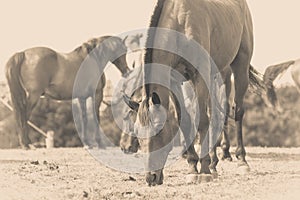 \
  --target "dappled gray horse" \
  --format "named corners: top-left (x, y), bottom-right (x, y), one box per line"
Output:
top-left (6, 36), bottom-right (130, 149)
